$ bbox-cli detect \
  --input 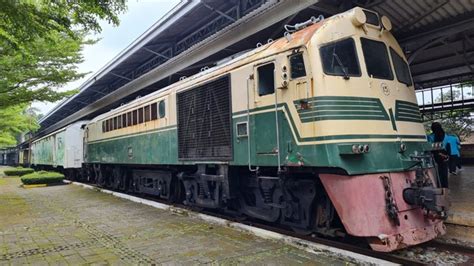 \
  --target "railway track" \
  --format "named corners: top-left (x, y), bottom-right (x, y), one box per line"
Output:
top-left (66, 180), bottom-right (474, 265)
